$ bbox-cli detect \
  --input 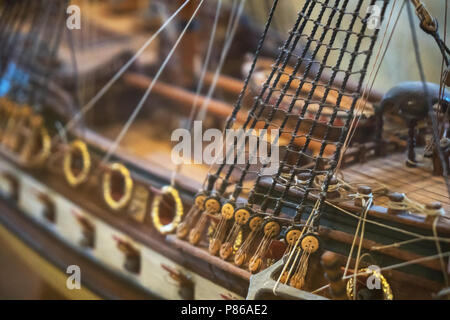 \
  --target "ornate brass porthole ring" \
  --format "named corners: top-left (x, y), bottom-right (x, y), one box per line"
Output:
top-left (346, 268), bottom-right (393, 300)
top-left (64, 140), bottom-right (91, 187)
top-left (103, 162), bottom-right (133, 211)
top-left (151, 185), bottom-right (184, 235)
